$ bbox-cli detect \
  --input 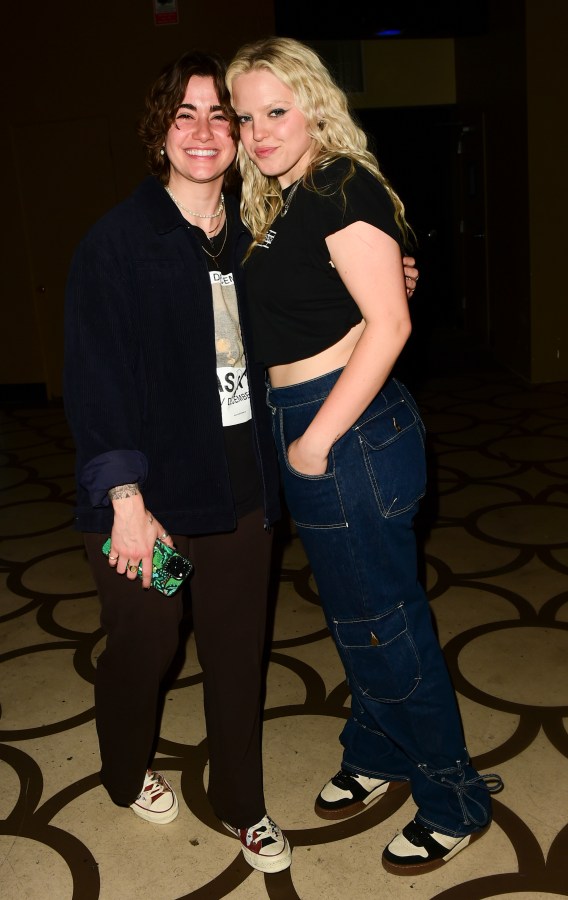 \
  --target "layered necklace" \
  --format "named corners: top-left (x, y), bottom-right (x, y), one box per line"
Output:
top-left (165, 183), bottom-right (228, 263)
top-left (200, 215), bottom-right (228, 265)
top-left (165, 185), bottom-right (224, 230)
